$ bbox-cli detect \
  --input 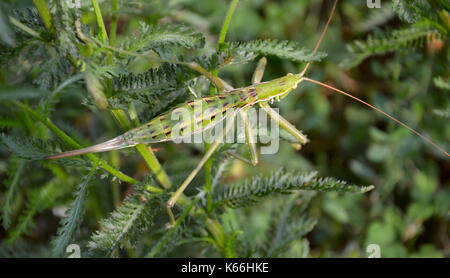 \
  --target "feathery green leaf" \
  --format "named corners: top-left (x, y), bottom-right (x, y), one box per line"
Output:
top-left (88, 189), bottom-right (162, 257)
top-left (342, 26), bottom-right (443, 68)
top-left (213, 168), bottom-right (374, 208)
top-left (52, 164), bottom-right (98, 257)
top-left (1, 156), bottom-right (26, 229)
top-left (226, 40), bottom-right (326, 63)
top-left (124, 23), bottom-right (205, 53)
